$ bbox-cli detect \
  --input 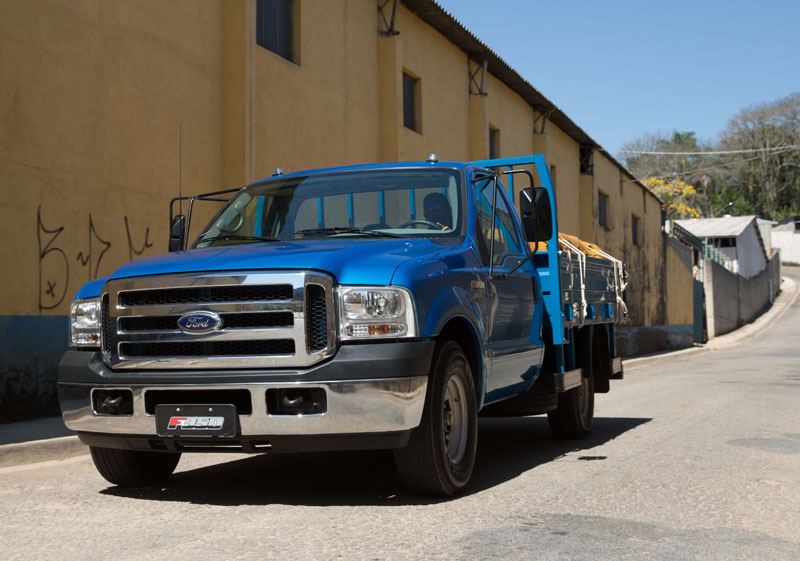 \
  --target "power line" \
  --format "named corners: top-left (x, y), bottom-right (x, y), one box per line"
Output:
top-left (624, 147), bottom-right (795, 185)
top-left (619, 145), bottom-right (800, 156)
